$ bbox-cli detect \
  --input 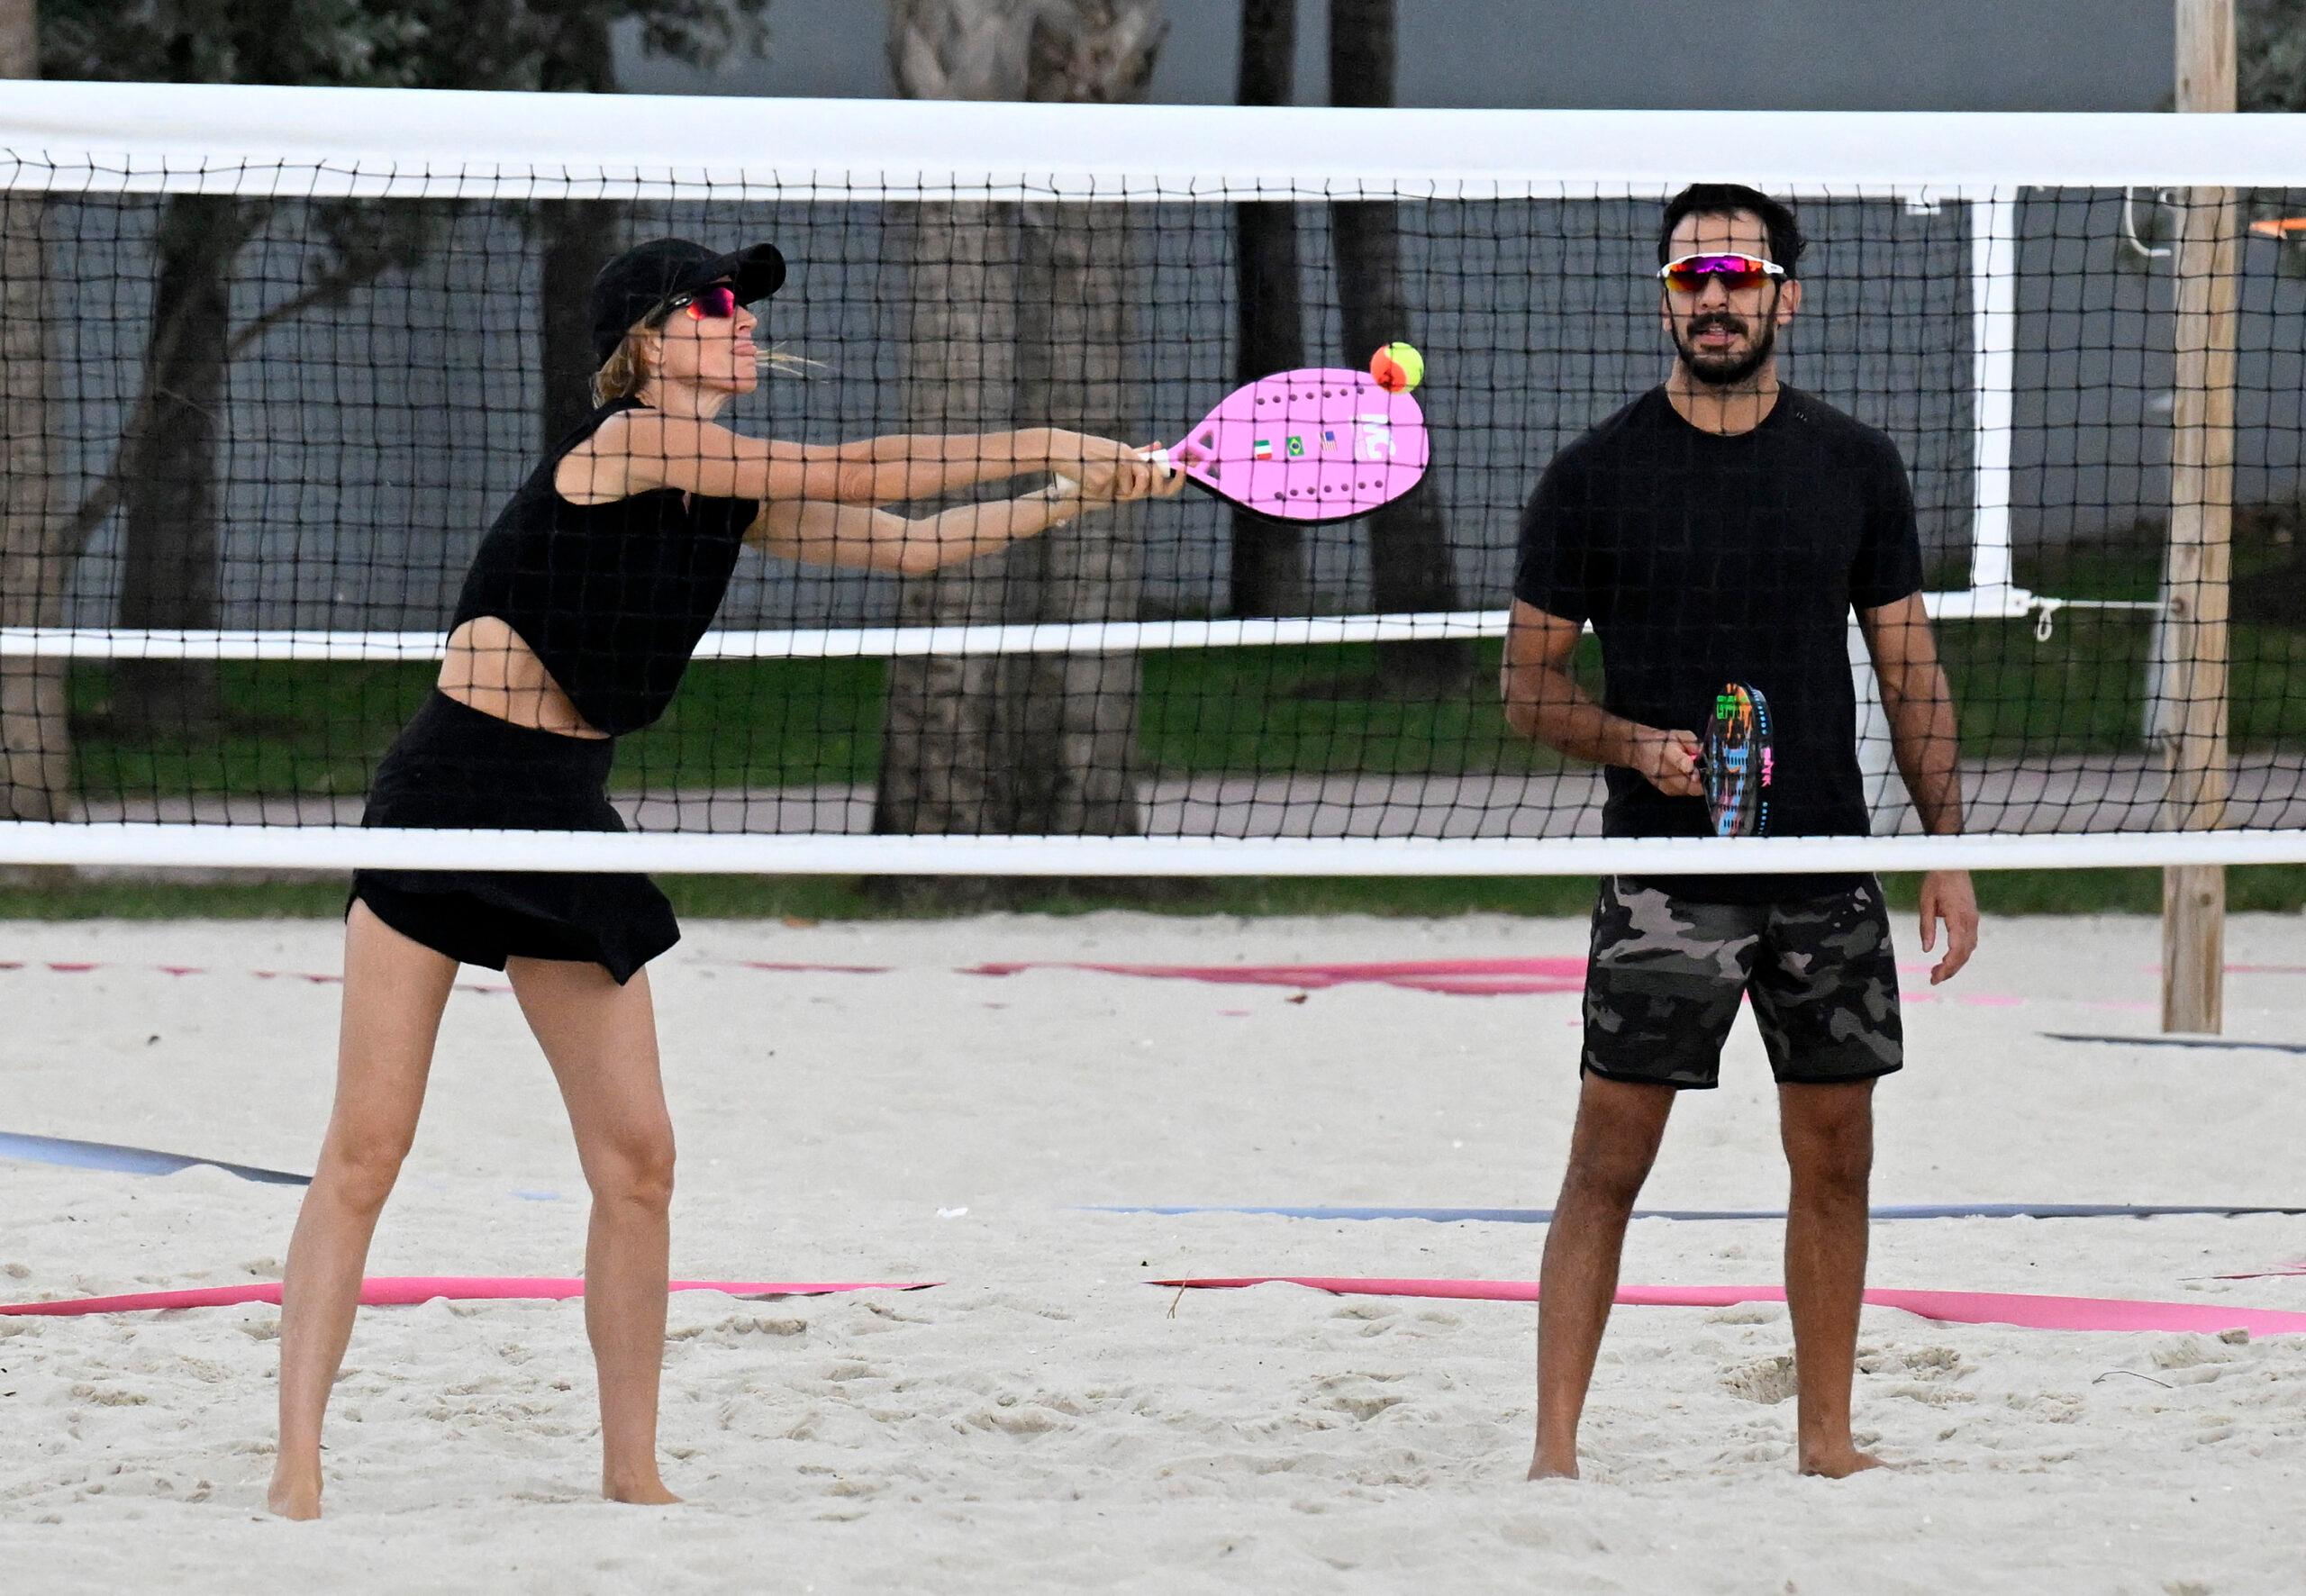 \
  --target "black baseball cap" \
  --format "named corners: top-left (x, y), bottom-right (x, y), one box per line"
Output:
top-left (588, 237), bottom-right (786, 363)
